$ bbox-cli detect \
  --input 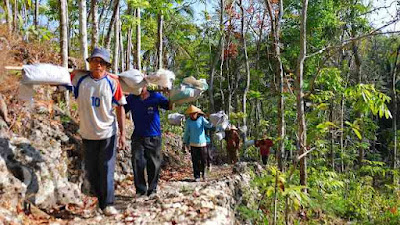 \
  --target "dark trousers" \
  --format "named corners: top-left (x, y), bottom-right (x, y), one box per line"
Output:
top-left (131, 136), bottom-right (162, 196)
top-left (190, 146), bottom-right (207, 179)
top-left (262, 155), bottom-right (269, 165)
top-left (206, 143), bottom-right (213, 168)
top-left (82, 135), bottom-right (116, 210)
